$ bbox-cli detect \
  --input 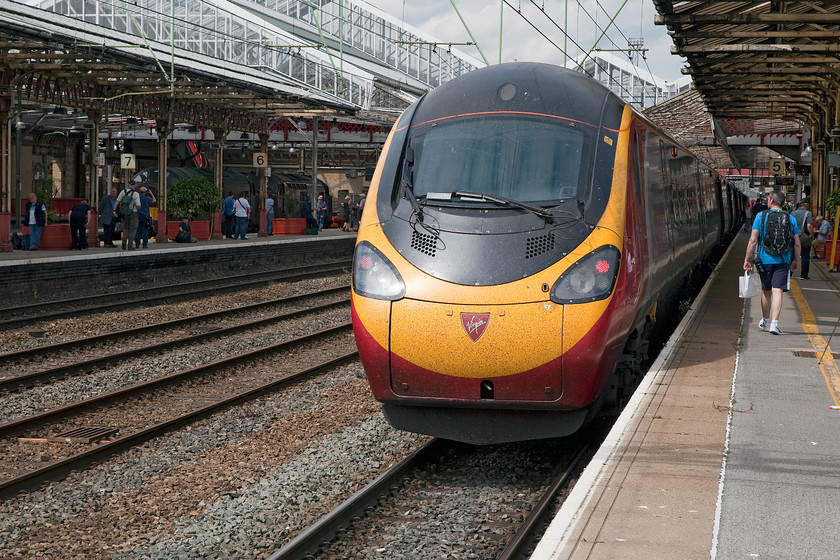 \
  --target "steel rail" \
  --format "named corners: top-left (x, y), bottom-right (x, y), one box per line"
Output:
top-left (0, 322), bottom-right (353, 439)
top-left (0, 350), bottom-right (359, 500)
top-left (0, 261), bottom-right (350, 331)
top-left (265, 438), bottom-right (449, 560)
top-left (0, 296), bottom-right (350, 393)
top-left (0, 284), bottom-right (349, 365)
top-left (496, 442), bottom-right (592, 560)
